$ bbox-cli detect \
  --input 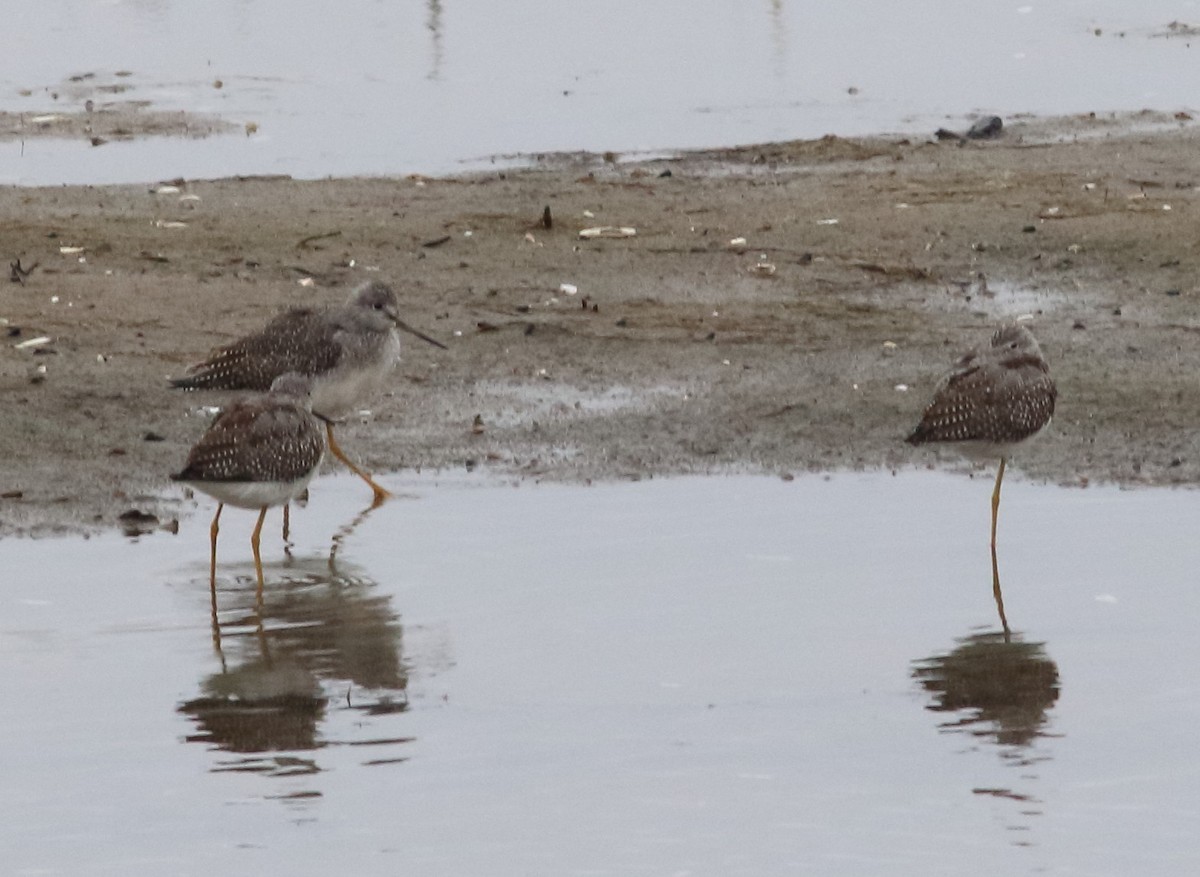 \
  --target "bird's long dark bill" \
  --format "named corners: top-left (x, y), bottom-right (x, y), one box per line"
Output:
top-left (397, 319), bottom-right (448, 350)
